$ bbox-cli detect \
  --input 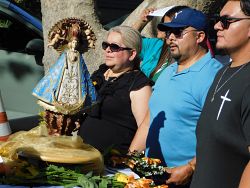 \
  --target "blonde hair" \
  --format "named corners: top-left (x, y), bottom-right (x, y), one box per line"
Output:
top-left (107, 26), bottom-right (142, 69)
